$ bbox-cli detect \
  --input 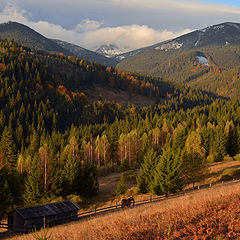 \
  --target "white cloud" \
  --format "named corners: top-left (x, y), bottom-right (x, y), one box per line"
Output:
top-left (74, 19), bottom-right (104, 33)
top-left (80, 25), bottom-right (191, 51)
top-left (0, 4), bottom-right (192, 52)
